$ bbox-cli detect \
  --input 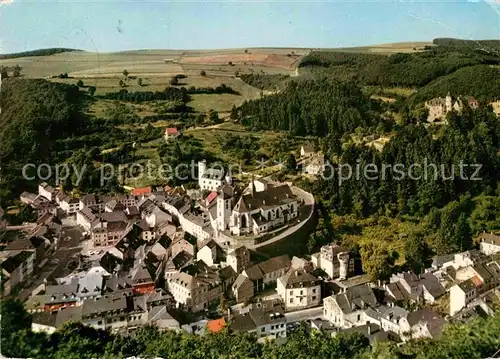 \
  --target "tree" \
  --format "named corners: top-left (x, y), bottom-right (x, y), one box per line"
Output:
top-left (285, 153), bottom-right (297, 172)
top-left (1, 298), bottom-right (32, 335)
top-left (403, 232), bottom-right (427, 273)
top-left (77, 79), bottom-right (84, 87)
top-left (1, 66), bottom-right (8, 79)
top-left (122, 69), bottom-right (129, 78)
top-left (119, 79), bottom-right (126, 88)
top-left (88, 86), bottom-right (96, 96)
top-left (228, 61), bottom-right (233, 66)
top-left (361, 242), bottom-right (398, 281)
top-left (137, 78), bottom-right (143, 86)
top-left (200, 70), bottom-right (207, 76)
top-left (170, 76), bottom-right (178, 85)
top-left (12, 65), bottom-right (22, 77)
top-left (230, 105), bottom-right (238, 121)
top-left (234, 70), bottom-right (240, 77)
